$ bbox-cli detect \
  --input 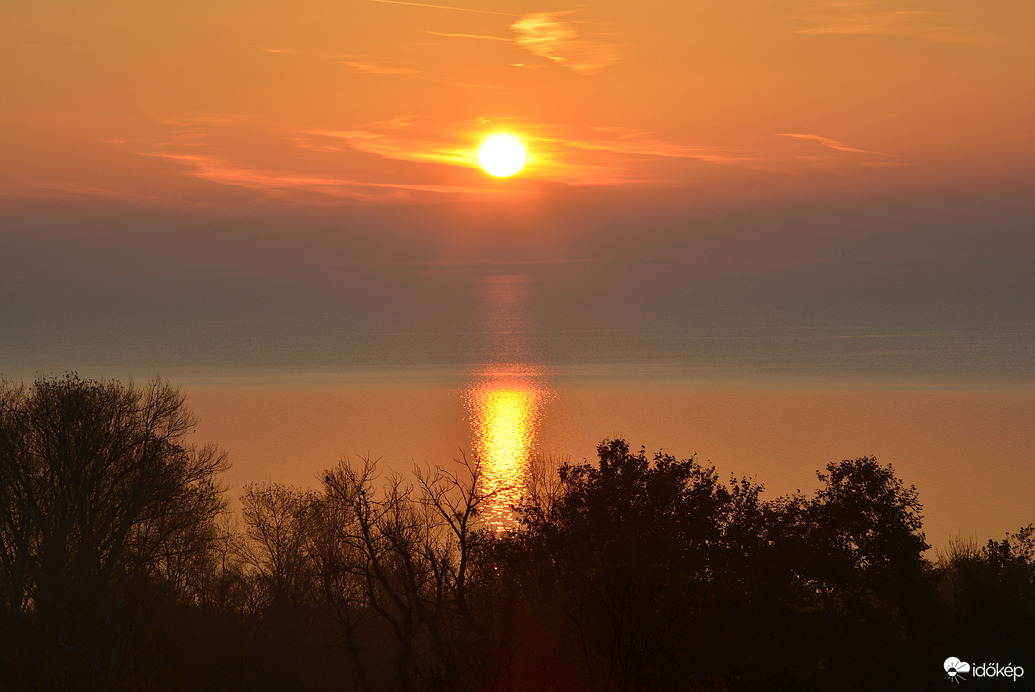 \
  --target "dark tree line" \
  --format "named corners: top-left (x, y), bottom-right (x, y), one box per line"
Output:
top-left (1, 375), bottom-right (1032, 691)
top-left (0, 375), bottom-right (228, 689)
